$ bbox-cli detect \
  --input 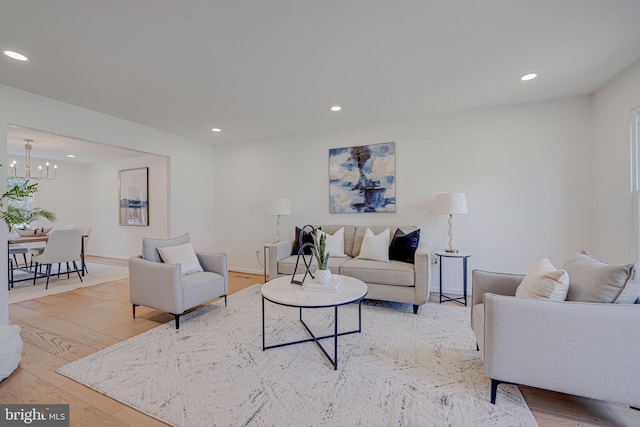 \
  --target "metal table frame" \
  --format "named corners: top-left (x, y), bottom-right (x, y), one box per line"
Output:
top-left (261, 294), bottom-right (365, 370)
